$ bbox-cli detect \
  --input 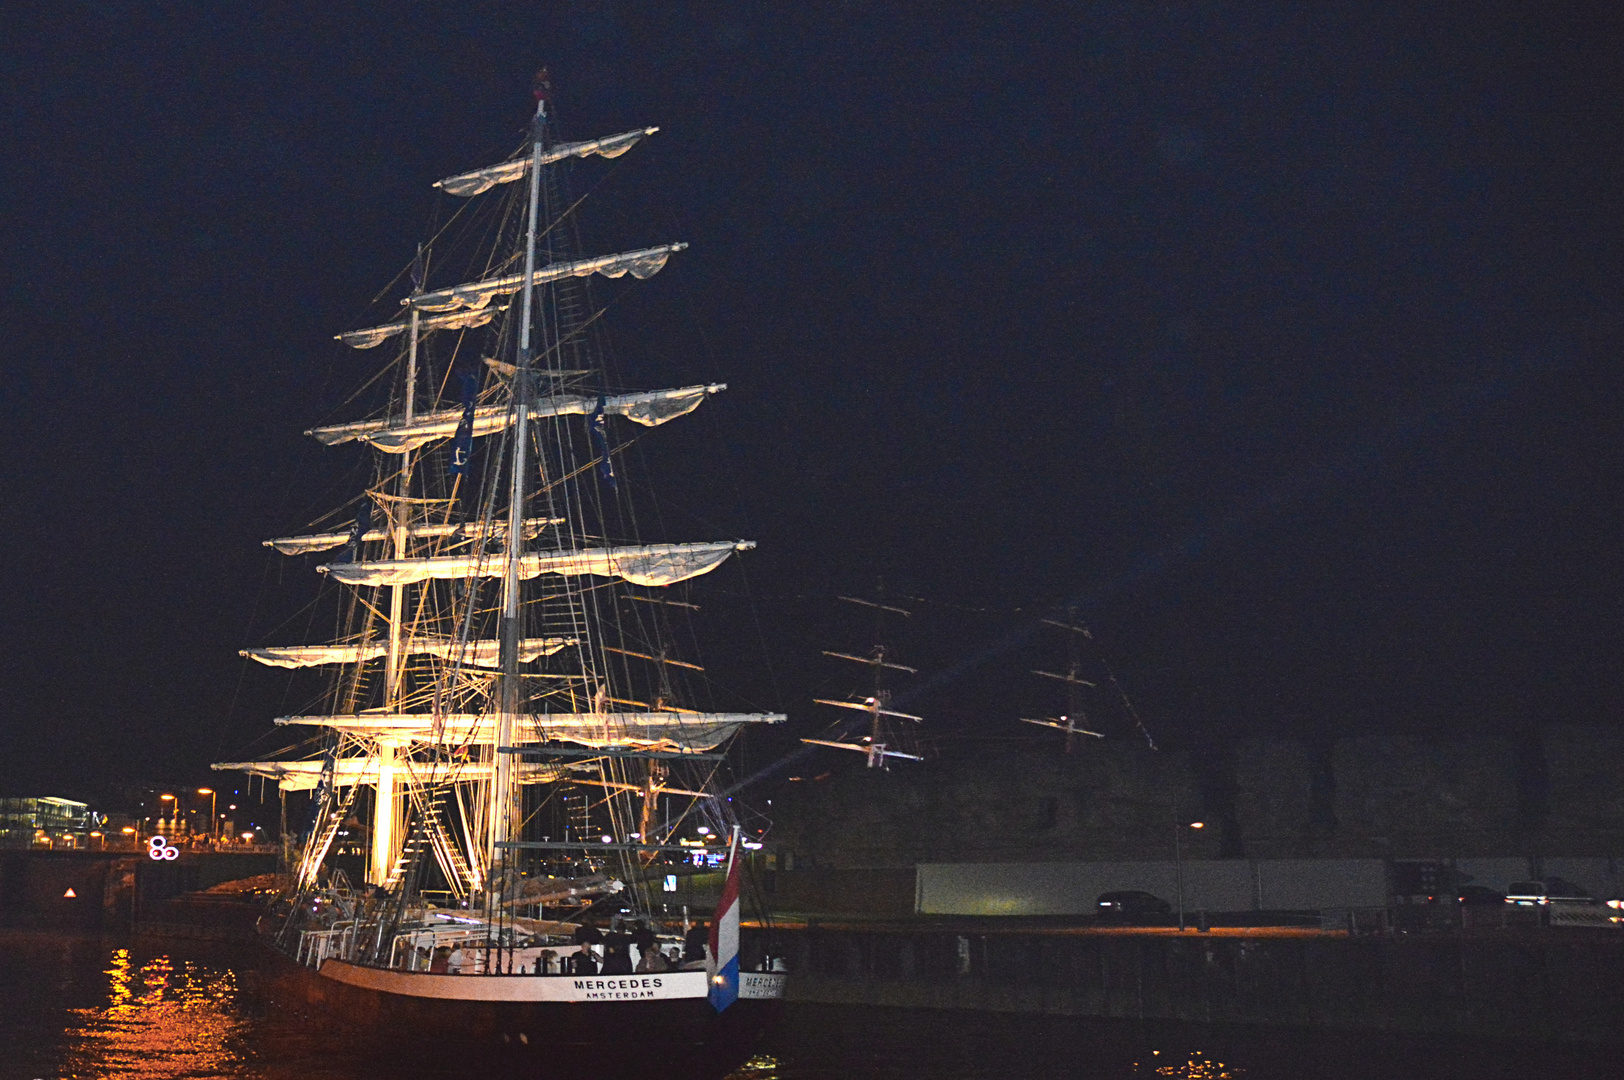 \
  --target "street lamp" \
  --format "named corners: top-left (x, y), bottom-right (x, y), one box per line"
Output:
top-left (1174, 814), bottom-right (1206, 931)
top-left (198, 788), bottom-right (217, 842)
